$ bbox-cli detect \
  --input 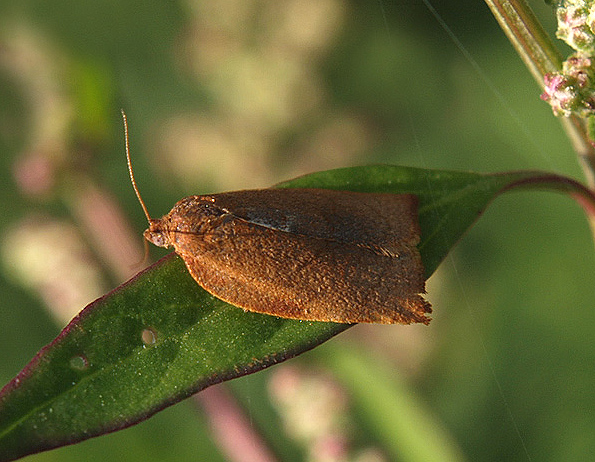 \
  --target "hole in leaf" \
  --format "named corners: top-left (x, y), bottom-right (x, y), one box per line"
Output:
top-left (141, 327), bottom-right (158, 346)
